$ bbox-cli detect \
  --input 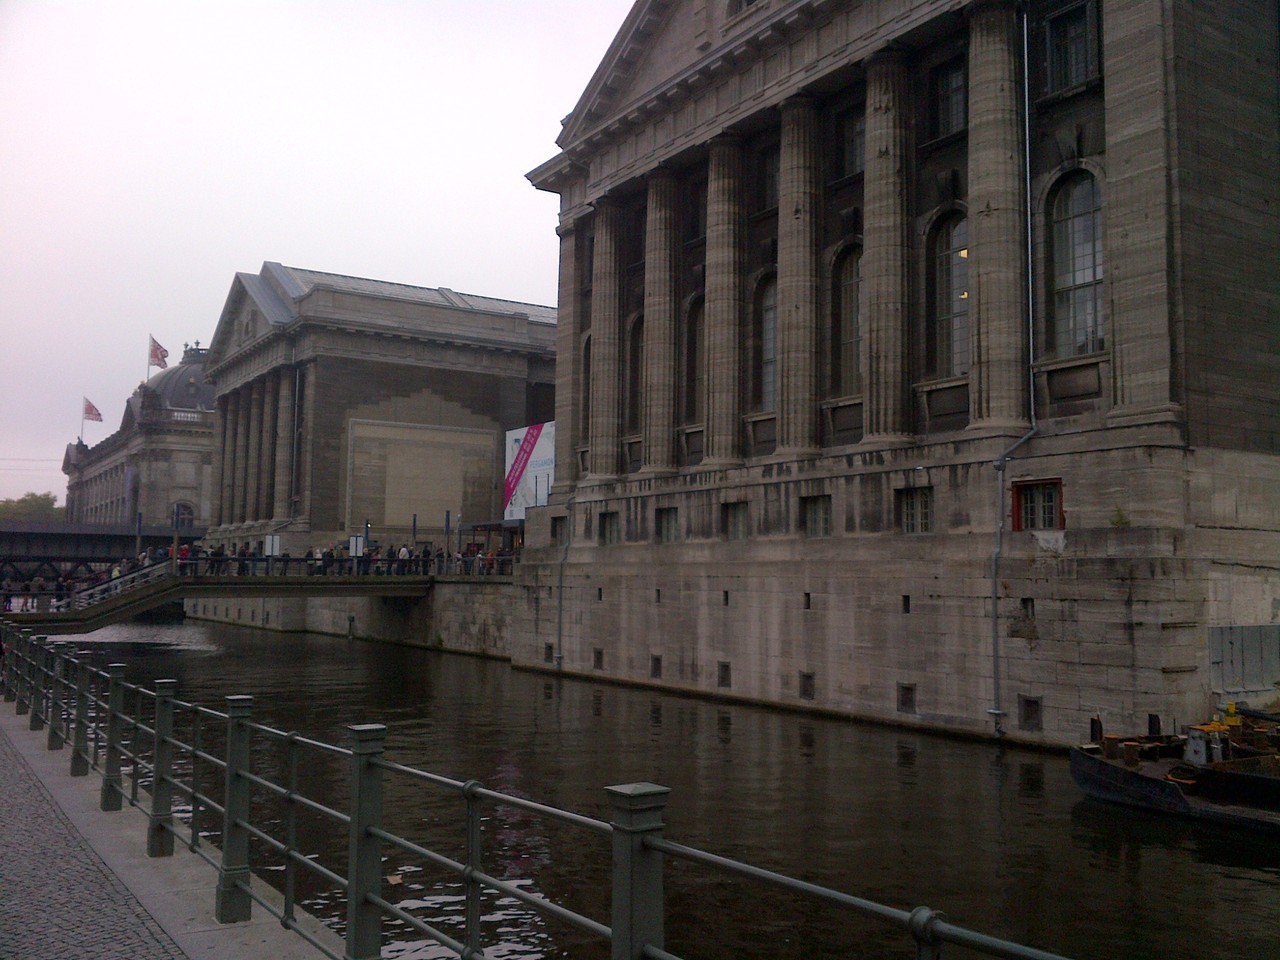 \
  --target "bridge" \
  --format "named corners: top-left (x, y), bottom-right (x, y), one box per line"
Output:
top-left (3, 557), bottom-right (511, 635)
top-left (0, 520), bottom-right (206, 579)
